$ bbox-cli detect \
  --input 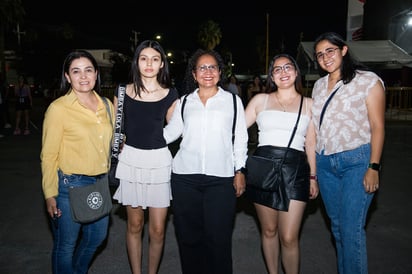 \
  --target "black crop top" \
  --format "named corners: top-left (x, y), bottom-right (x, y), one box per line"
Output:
top-left (118, 87), bottom-right (178, 149)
